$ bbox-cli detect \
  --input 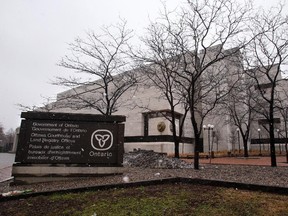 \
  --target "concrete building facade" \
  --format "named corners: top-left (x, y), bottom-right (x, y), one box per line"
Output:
top-left (45, 47), bottom-right (288, 156)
